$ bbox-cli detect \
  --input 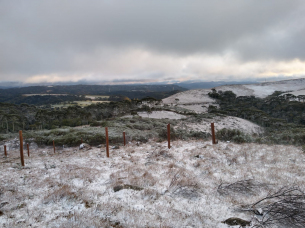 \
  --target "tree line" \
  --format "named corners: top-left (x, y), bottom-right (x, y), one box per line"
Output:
top-left (0, 100), bottom-right (141, 133)
top-left (208, 89), bottom-right (305, 128)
